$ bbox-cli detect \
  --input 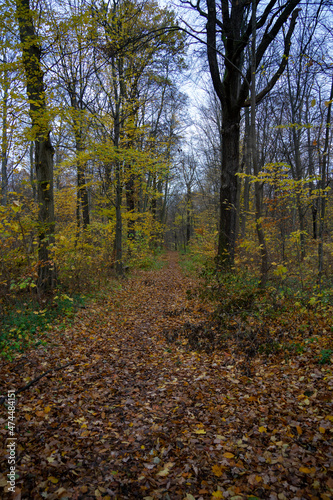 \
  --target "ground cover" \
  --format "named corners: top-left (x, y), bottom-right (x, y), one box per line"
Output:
top-left (0, 252), bottom-right (332, 500)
